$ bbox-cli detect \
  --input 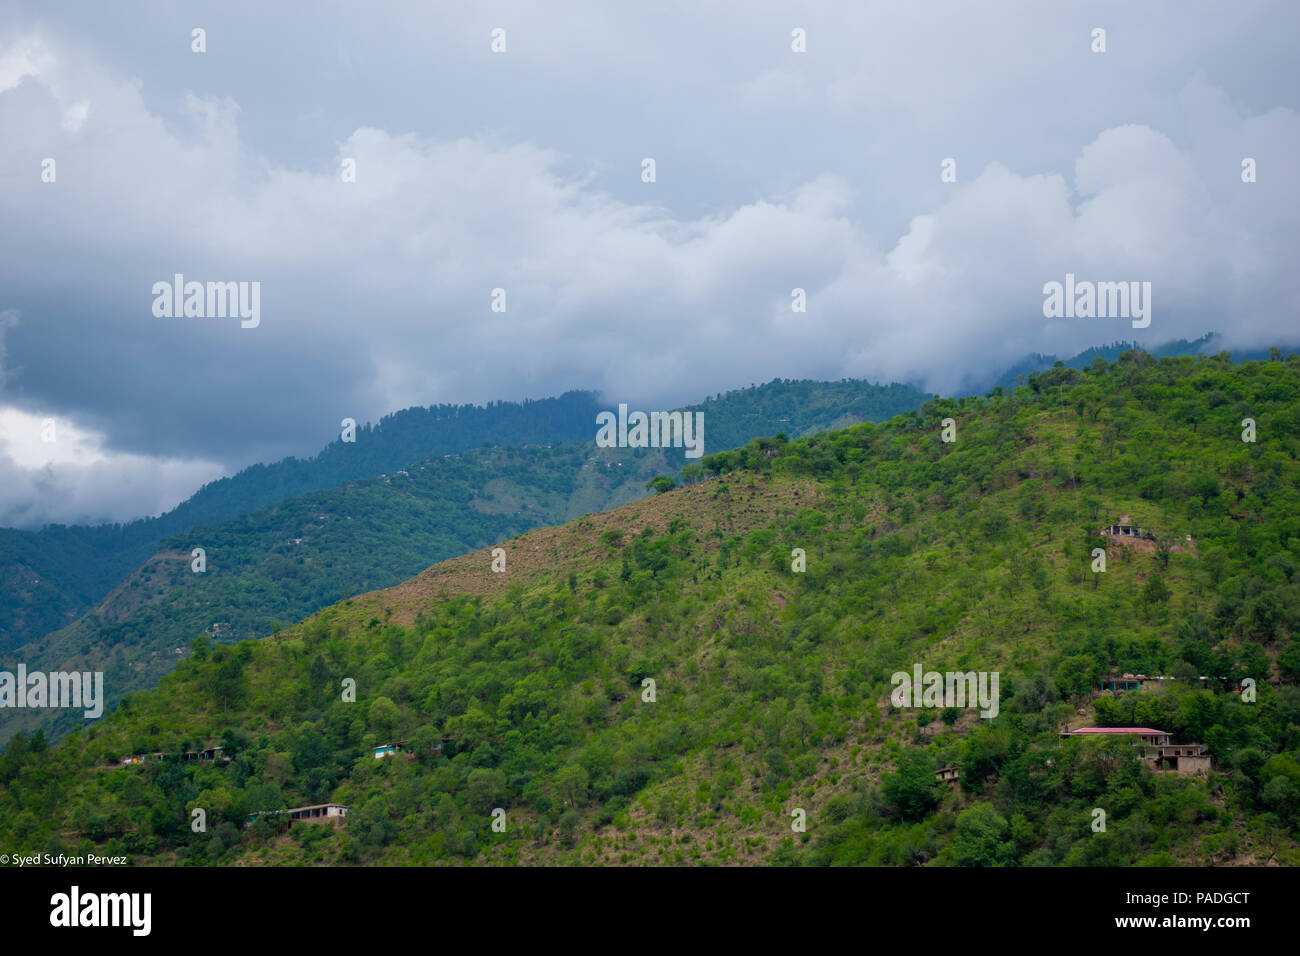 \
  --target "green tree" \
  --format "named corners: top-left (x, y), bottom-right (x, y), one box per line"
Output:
top-left (368, 696), bottom-right (399, 736)
top-left (1142, 575), bottom-right (1170, 605)
top-left (881, 754), bottom-right (938, 821)
top-left (554, 764), bottom-right (590, 807)
top-left (948, 803), bottom-right (1014, 866)
top-left (467, 768), bottom-right (507, 814)
top-left (647, 475), bottom-right (676, 494)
